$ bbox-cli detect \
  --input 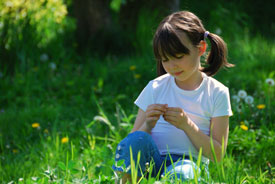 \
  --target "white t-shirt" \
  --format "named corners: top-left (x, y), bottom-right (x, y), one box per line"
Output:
top-left (134, 72), bottom-right (233, 163)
